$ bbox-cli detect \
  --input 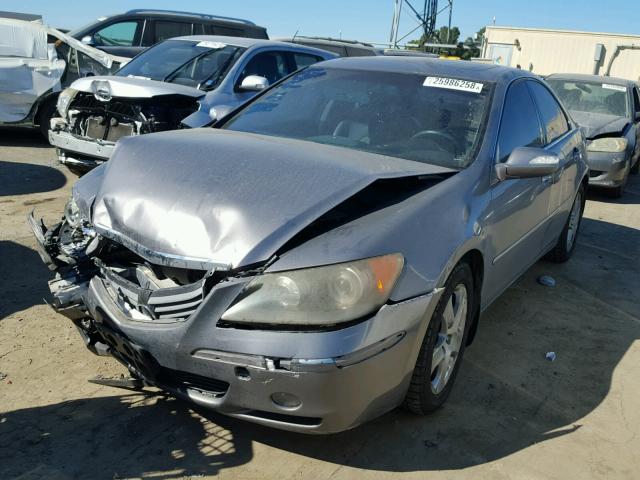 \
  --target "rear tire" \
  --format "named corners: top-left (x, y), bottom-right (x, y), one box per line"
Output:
top-left (548, 185), bottom-right (585, 263)
top-left (403, 262), bottom-right (474, 415)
